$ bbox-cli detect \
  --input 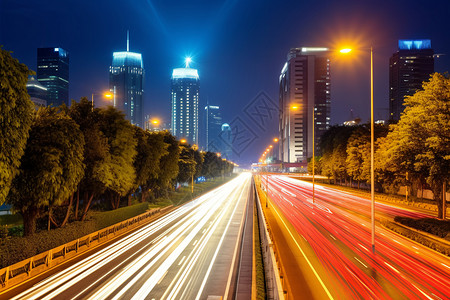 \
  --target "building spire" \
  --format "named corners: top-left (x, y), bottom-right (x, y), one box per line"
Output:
top-left (127, 30), bottom-right (129, 52)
